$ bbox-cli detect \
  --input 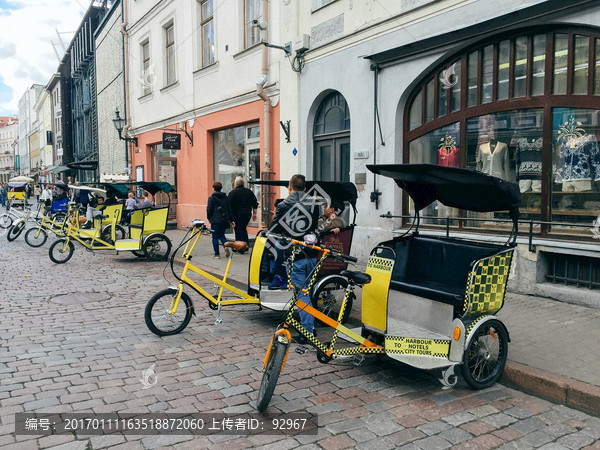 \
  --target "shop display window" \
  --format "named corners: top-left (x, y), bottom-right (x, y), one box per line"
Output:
top-left (551, 108), bottom-right (600, 227)
top-left (404, 27), bottom-right (600, 239)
